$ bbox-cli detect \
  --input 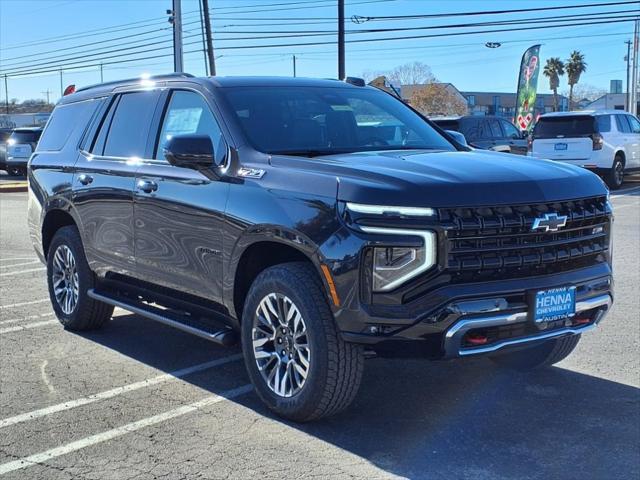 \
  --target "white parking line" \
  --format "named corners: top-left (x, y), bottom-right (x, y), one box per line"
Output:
top-left (0, 313), bottom-right (53, 326)
top-left (0, 299), bottom-right (49, 309)
top-left (0, 320), bottom-right (57, 334)
top-left (0, 353), bottom-right (243, 429)
top-left (0, 260), bottom-right (41, 269)
top-left (0, 384), bottom-right (252, 475)
top-left (0, 257), bottom-right (38, 263)
top-left (0, 267), bottom-right (46, 277)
